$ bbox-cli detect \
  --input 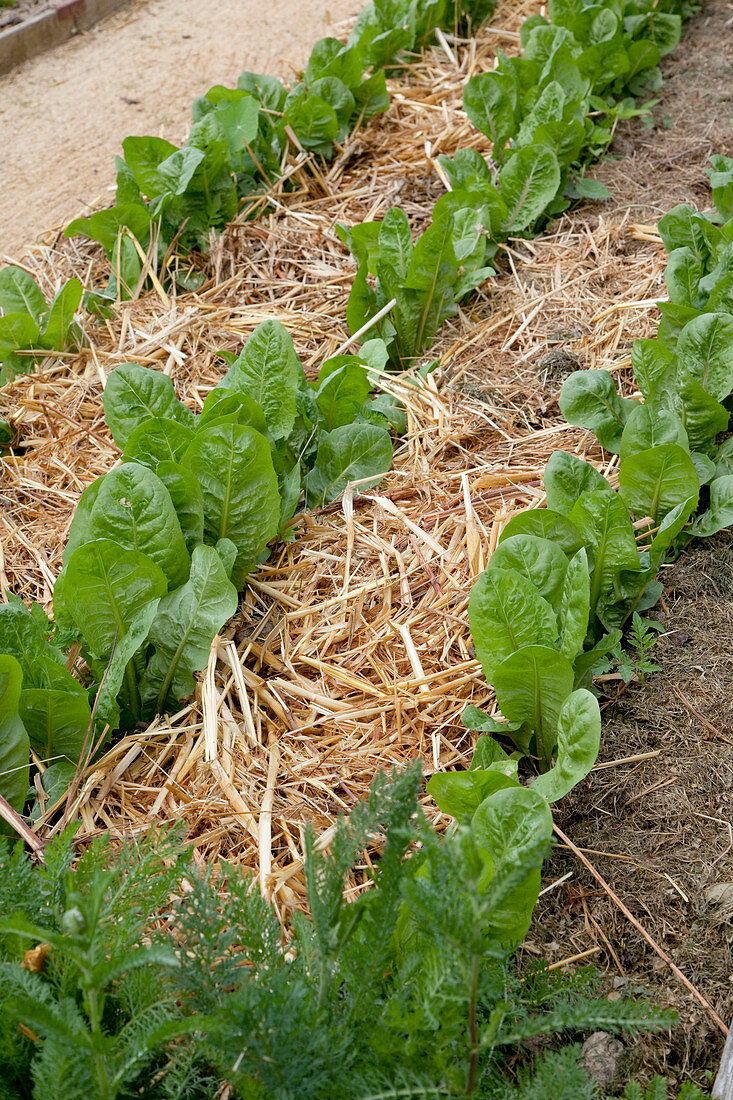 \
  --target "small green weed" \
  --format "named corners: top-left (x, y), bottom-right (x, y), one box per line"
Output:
top-left (594, 613), bottom-right (664, 685)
